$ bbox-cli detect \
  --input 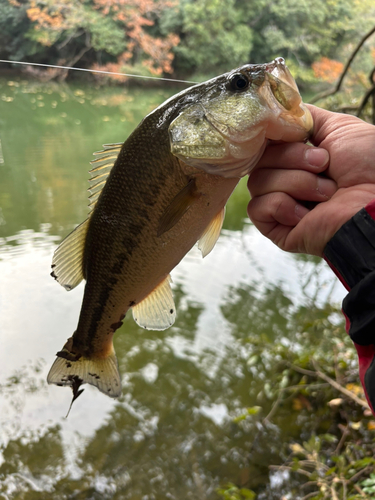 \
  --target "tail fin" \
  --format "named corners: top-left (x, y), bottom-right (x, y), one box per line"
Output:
top-left (47, 351), bottom-right (122, 398)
